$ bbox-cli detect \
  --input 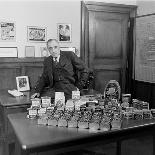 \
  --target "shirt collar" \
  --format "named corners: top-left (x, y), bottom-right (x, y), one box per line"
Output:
top-left (53, 55), bottom-right (60, 62)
